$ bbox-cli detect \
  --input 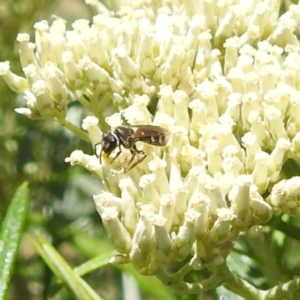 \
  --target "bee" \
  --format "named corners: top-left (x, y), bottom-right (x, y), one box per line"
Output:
top-left (96, 125), bottom-right (169, 172)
